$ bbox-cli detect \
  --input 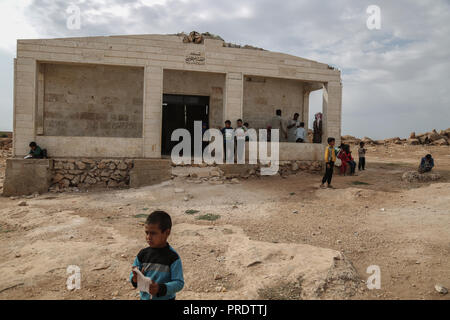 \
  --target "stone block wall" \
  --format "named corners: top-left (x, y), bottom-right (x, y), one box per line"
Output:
top-left (41, 63), bottom-right (144, 138)
top-left (243, 76), bottom-right (304, 130)
top-left (49, 158), bottom-right (134, 192)
top-left (2, 159), bottom-right (52, 196)
top-left (13, 34), bottom-right (341, 158)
